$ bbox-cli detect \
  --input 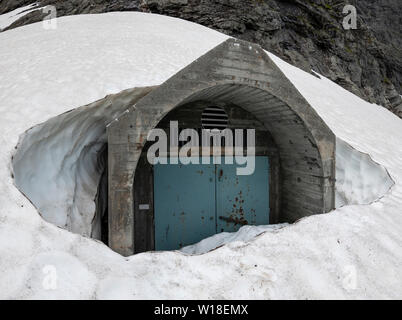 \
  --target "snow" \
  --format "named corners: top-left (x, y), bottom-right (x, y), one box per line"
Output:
top-left (335, 138), bottom-right (393, 207)
top-left (1, 12), bottom-right (402, 299)
top-left (180, 224), bottom-right (288, 255)
top-left (0, 4), bottom-right (42, 30)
